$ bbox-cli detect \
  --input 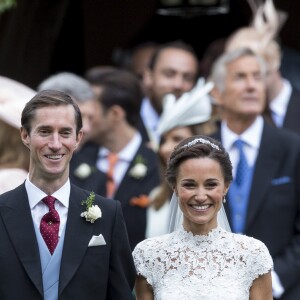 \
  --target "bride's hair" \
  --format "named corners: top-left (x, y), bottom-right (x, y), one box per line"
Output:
top-left (166, 135), bottom-right (233, 189)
